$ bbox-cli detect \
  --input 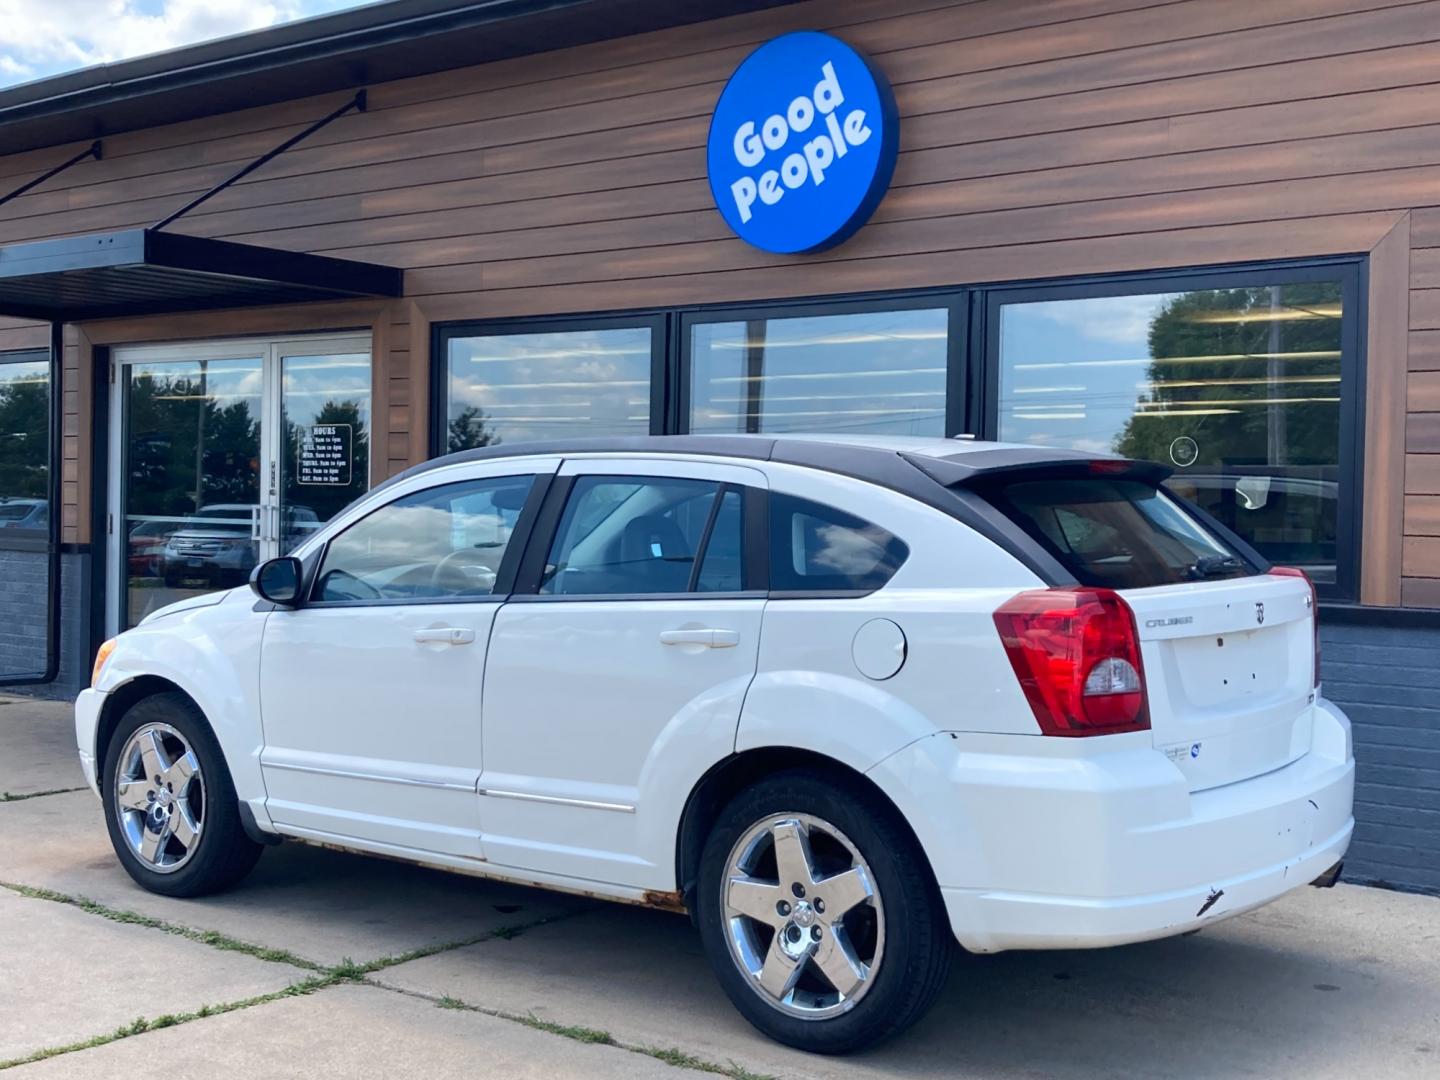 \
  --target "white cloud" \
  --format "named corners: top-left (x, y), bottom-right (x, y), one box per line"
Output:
top-left (0, 0), bottom-right (361, 88)
top-left (1024, 294), bottom-right (1176, 348)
